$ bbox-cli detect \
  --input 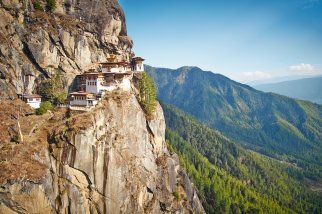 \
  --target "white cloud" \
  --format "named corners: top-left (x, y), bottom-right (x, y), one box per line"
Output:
top-left (241, 71), bottom-right (272, 81)
top-left (289, 63), bottom-right (315, 74)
